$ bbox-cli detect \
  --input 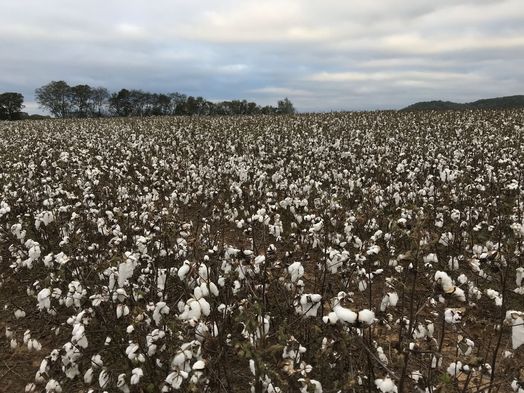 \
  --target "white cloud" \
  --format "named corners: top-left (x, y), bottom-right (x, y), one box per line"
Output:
top-left (1, 0), bottom-right (523, 112)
